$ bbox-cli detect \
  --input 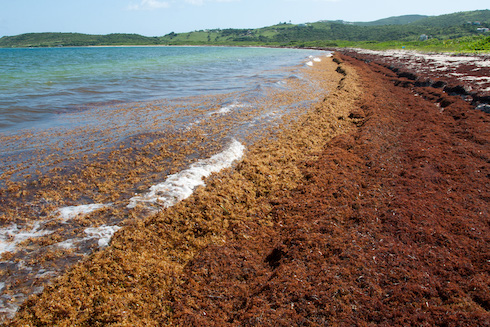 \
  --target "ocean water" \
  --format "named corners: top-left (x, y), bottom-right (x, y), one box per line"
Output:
top-left (0, 46), bottom-right (331, 319)
top-left (1, 46), bottom-right (323, 131)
